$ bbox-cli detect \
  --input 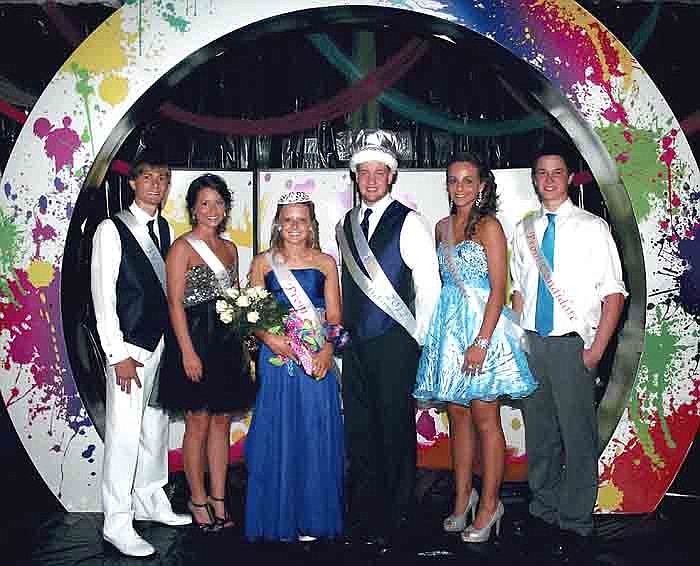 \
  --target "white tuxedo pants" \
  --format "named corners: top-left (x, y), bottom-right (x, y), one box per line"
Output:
top-left (102, 339), bottom-right (169, 533)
